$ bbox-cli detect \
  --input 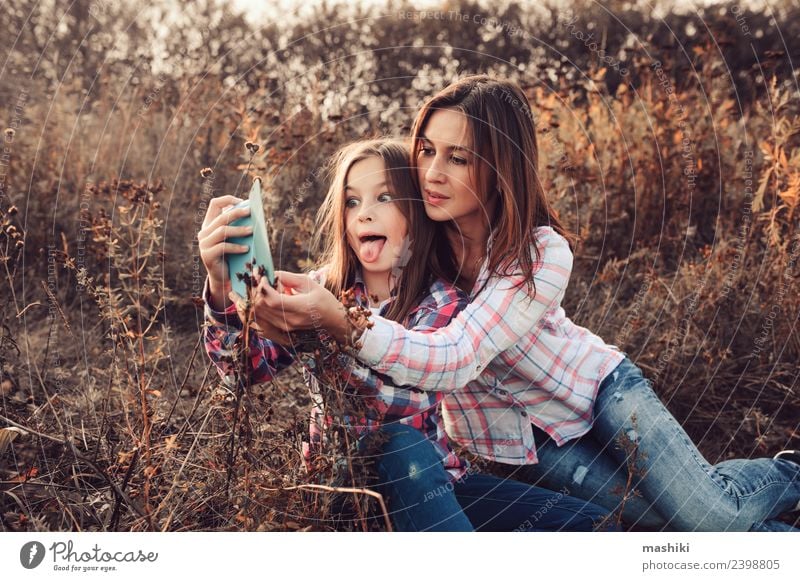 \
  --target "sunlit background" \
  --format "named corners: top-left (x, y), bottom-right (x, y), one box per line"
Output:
top-left (1, 0), bottom-right (798, 531)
